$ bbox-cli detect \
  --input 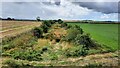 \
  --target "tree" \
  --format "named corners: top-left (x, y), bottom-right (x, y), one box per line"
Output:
top-left (7, 17), bottom-right (12, 20)
top-left (36, 16), bottom-right (40, 21)
top-left (58, 19), bottom-right (63, 24)
top-left (0, 17), bottom-right (2, 20)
